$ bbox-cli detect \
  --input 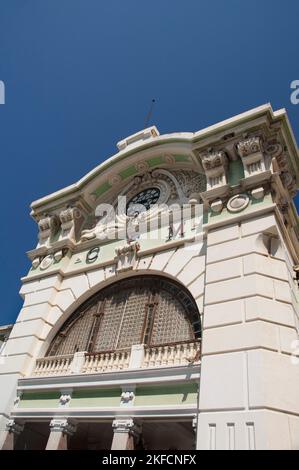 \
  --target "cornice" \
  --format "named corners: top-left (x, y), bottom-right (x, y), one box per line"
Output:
top-left (30, 104), bottom-right (298, 215)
